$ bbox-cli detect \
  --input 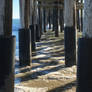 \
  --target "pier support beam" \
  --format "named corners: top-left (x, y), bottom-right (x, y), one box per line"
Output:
top-left (30, 25), bottom-right (36, 51)
top-left (19, 0), bottom-right (32, 66)
top-left (80, 0), bottom-right (83, 32)
top-left (54, 2), bottom-right (59, 37)
top-left (52, 8), bottom-right (55, 31)
top-left (0, 0), bottom-right (16, 92)
top-left (59, 9), bottom-right (64, 32)
top-left (48, 8), bottom-right (51, 29)
top-left (77, 0), bottom-right (92, 91)
top-left (38, 1), bottom-right (42, 38)
top-left (76, 0), bottom-right (80, 32)
top-left (64, 0), bottom-right (76, 67)
top-left (40, 7), bottom-right (43, 34)
top-left (43, 8), bottom-right (46, 32)
top-left (30, 0), bottom-right (34, 25)
top-left (30, 0), bottom-right (38, 51)
top-left (41, 7), bottom-right (44, 34)
top-left (34, 0), bottom-right (40, 42)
